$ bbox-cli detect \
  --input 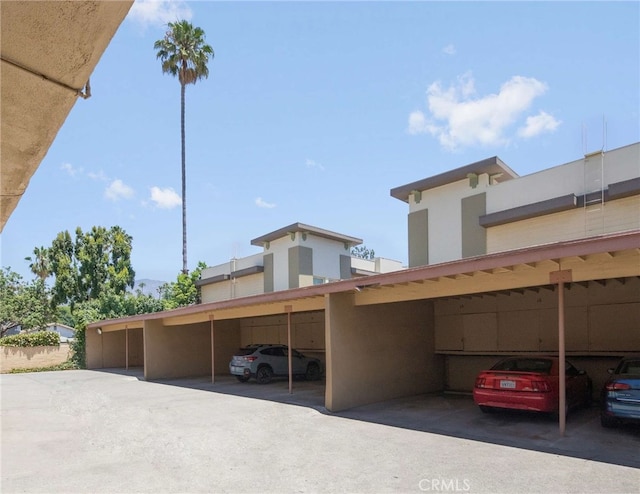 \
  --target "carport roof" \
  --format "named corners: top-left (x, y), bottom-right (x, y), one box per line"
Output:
top-left (88, 230), bottom-right (640, 332)
top-left (0, 1), bottom-right (133, 232)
